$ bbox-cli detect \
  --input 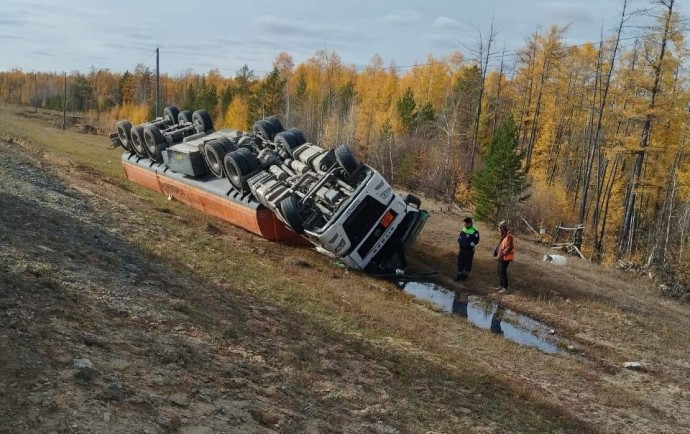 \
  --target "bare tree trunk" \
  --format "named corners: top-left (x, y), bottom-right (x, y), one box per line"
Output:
top-left (517, 30), bottom-right (538, 150)
top-left (652, 59), bottom-right (686, 266)
top-left (388, 134), bottom-right (395, 184)
top-left (661, 150), bottom-right (683, 265)
top-left (592, 159), bottom-right (608, 249)
top-left (525, 62), bottom-right (546, 172)
top-left (546, 70), bottom-right (577, 185)
top-left (576, 0), bottom-right (628, 249)
top-left (679, 204), bottom-right (690, 262)
top-left (491, 47), bottom-right (506, 136)
top-left (618, 0), bottom-right (675, 258)
top-left (597, 156), bottom-right (620, 253)
top-left (469, 16), bottom-right (496, 173)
